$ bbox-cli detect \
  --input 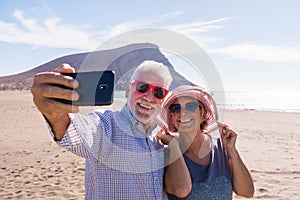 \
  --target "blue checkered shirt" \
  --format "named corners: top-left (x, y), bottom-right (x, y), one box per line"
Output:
top-left (49, 105), bottom-right (168, 200)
